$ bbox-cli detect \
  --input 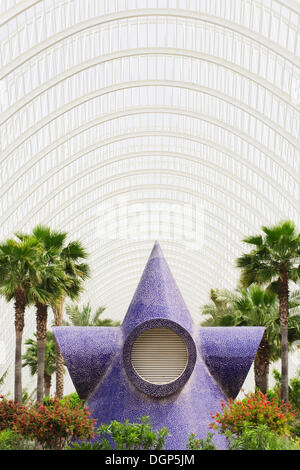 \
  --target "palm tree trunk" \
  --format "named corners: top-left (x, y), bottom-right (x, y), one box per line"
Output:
top-left (36, 302), bottom-right (48, 404)
top-left (53, 298), bottom-right (65, 398)
top-left (254, 331), bottom-right (270, 394)
top-left (14, 290), bottom-right (26, 403)
top-left (55, 344), bottom-right (65, 399)
top-left (44, 371), bottom-right (51, 397)
top-left (278, 269), bottom-right (289, 404)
